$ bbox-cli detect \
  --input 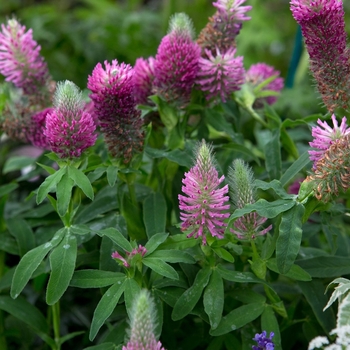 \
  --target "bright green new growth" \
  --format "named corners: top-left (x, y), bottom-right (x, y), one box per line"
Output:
top-left (168, 12), bottom-right (195, 39)
top-left (228, 158), bottom-right (256, 208)
top-left (53, 80), bottom-right (83, 112)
